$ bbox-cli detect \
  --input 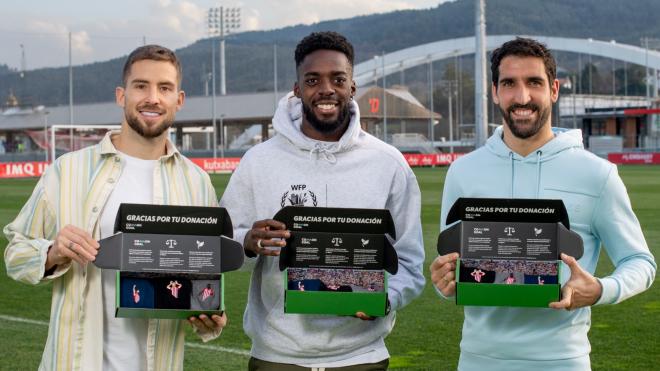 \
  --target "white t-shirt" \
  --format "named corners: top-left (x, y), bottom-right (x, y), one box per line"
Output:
top-left (100, 152), bottom-right (157, 371)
